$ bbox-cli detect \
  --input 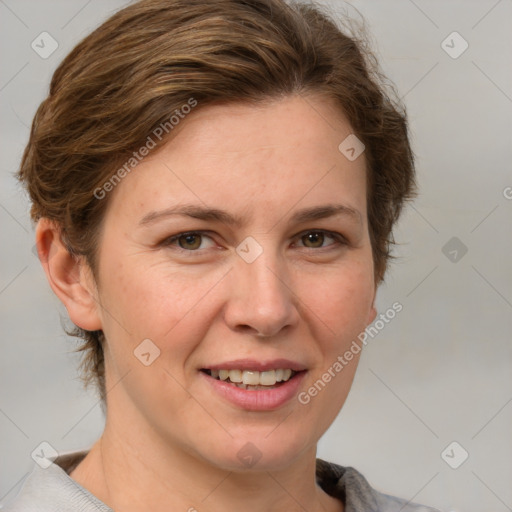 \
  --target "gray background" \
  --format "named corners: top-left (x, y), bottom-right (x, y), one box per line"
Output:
top-left (1, 1), bottom-right (511, 510)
